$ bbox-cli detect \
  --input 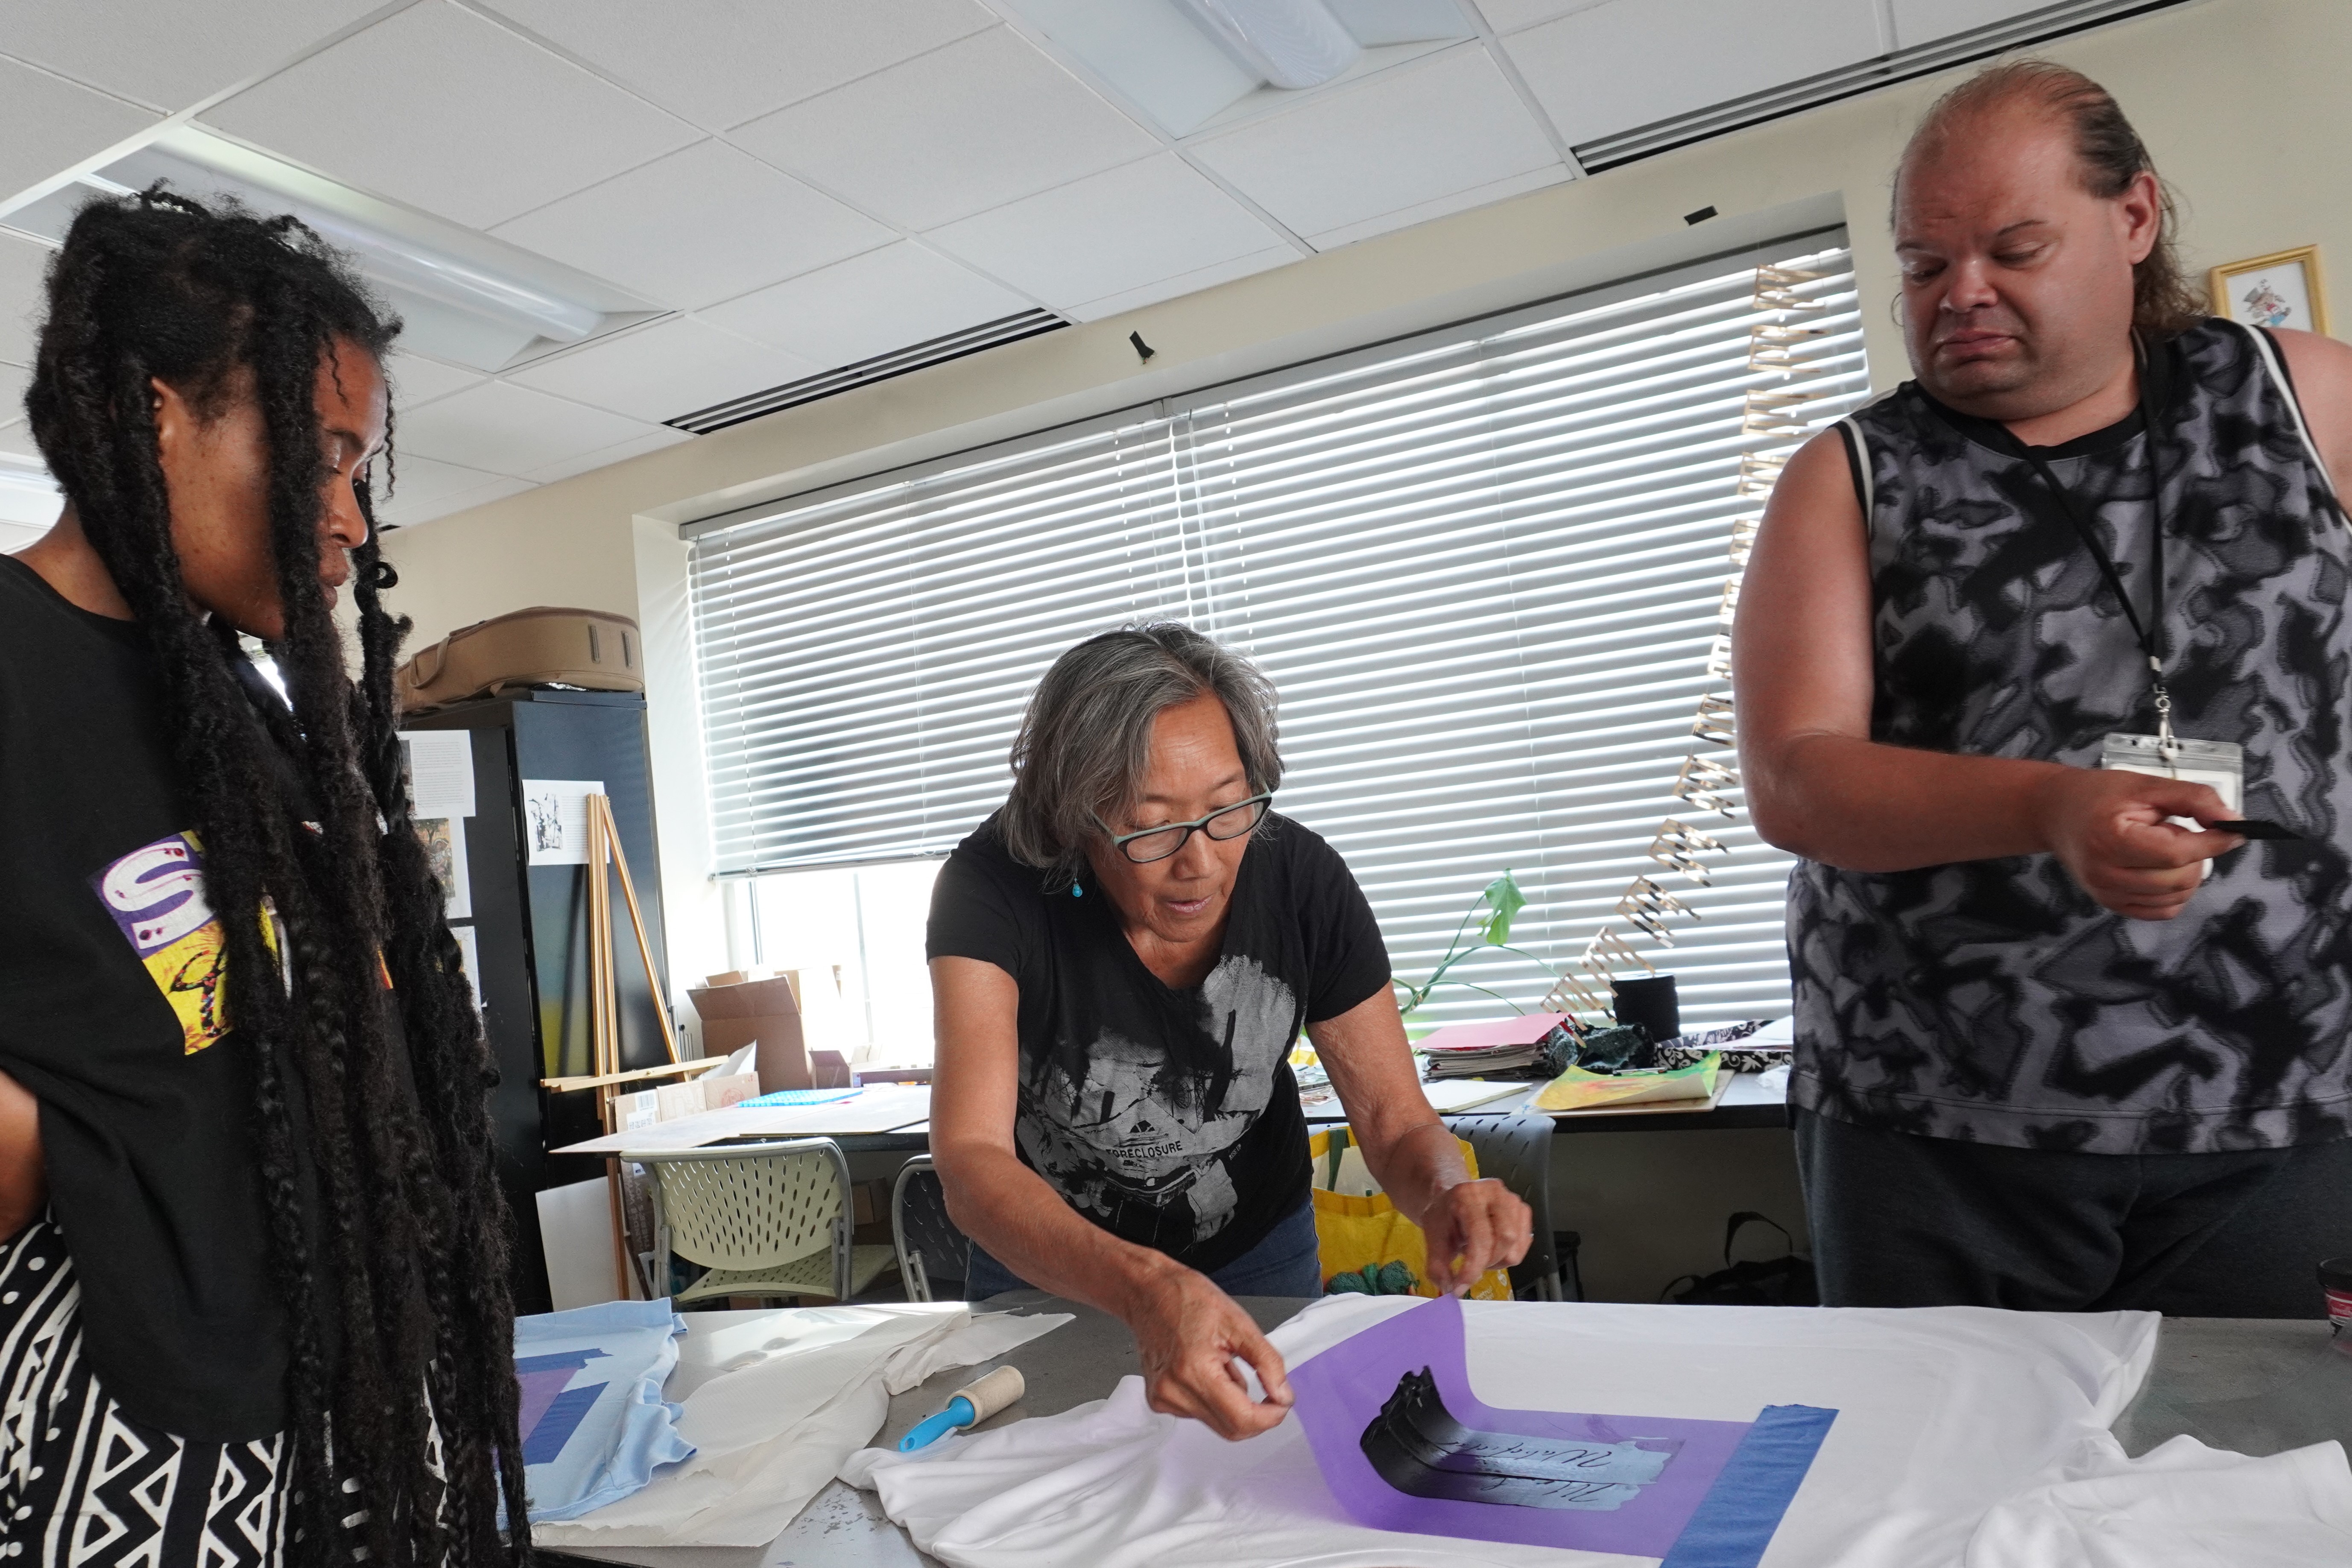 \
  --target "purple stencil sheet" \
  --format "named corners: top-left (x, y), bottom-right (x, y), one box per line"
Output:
top-left (1288, 1293), bottom-right (1752, 1554)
